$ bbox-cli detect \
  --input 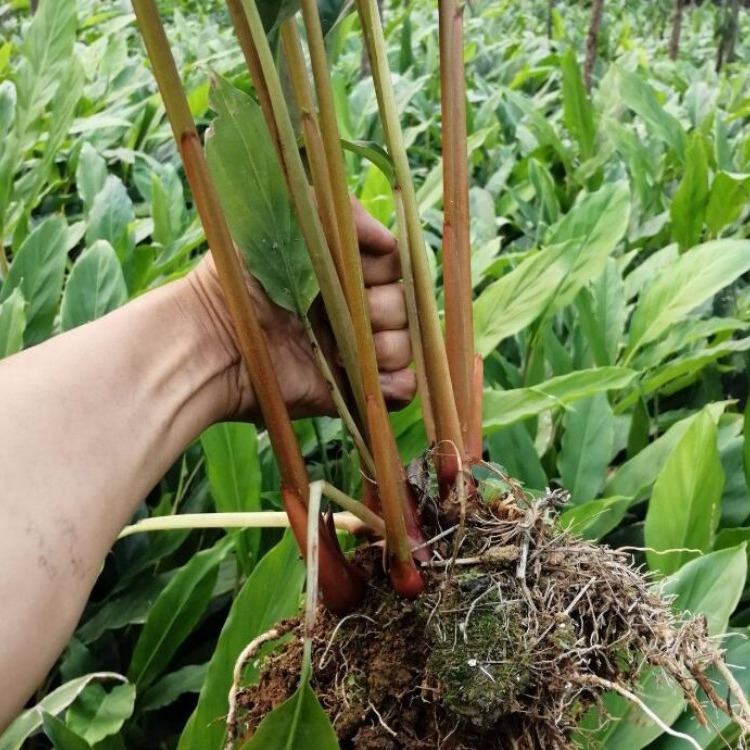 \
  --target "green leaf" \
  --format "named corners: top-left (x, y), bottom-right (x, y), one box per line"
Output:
top-left (256, 0), bottom-right (300, 33)
top-left (559, 496), bottom-right (631, 541)
top-left (76, 143), bottom-right (108, 217)
top-left (128, 539), bottom-right (231, 689)
top-left (140, 663), bottom-right (208, 713)
top-left (615, 66), bottom-right (687, 161)
top-left (605, 404), bottom-right (727, 499)
top-left (201, 422), bottom-right (262, 573)
top-left (65, 683), bottom-right (136, 745)
top-left (0, 80), bottom-right (16, 138)
top-left (660, 544), bottom-right (747, 636)
top-left (340, 139), bottom-right (395, 185)
top-left (744, 399), bottom-right (750, 502)
top-left (0, 215), bottom-right (67, 346)
top-left (625, 239), bottom-right (750, 360)
top-left (60, 241), bottom-right (128, 331)
top-left (41, 713), bottom-right (92, 750)
top-left (670, 133), bottom-right (708, 252)
top-left (482, 368), bottom-right (637, 434)
top-left (487, 423), bottom-right (548, 492)
top-left (205, 74), bottom-right (317, 314)
top-left (0, 673), bottom-right (126, 750)
top-left (0, 287), bottom-right (25, 358)
top-left (706, 171), bottom-right (750, 236)
top-left (474, 183), bottom-right (629, 356)
top-left (560, 46), bottom-right (596, 160)
top-left (558, 393), bottom-right (614, 505)
top-left (645, 410), bottom-right (724, 575)
top-left (579, 259), bottom-right (626, 366)
top-left (85, 176), bottom-right (134, 254)
top-left (178, 533), bottom-right (305, 750)
top-left (239, 681), bottom-right (338, 750)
